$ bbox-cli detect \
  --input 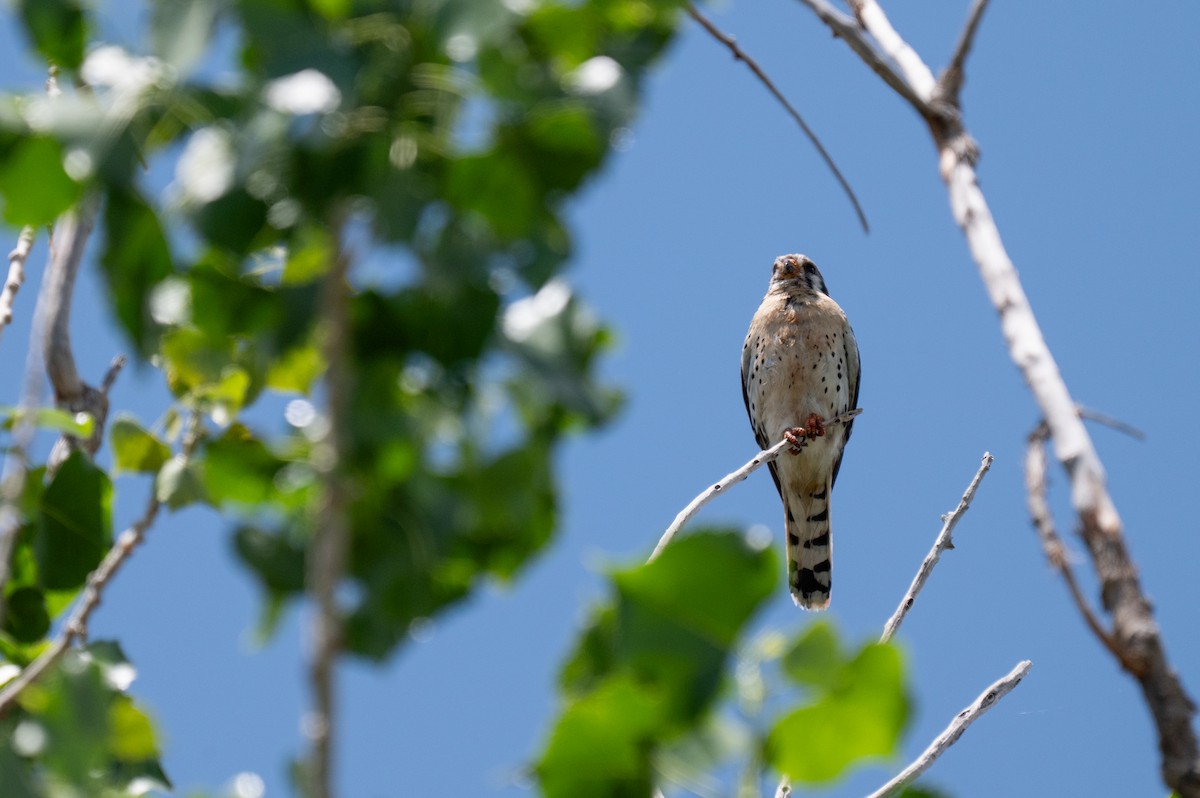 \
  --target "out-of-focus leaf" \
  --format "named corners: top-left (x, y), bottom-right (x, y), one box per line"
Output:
top-left (200, 424), bottom-right (283, 506)
top-left (100, 188), bottom-right (174, 353)
top-left (265, 343), bottom-right (324, 394)
top-left (898, 787), bottom-right (951, 798)
top-left (0, 136), bottom-right (81, 226)
top-left (155, 454), bottom-right (206, 509)
top-left (193, 189), bottom-right (270, 256)
top-left (781, 620), bottom-right (842, 690)
top-left (233, 524), bottom-right (306, 595)
top-left (445, 152), bottom-right (540, 239)
top-left (150, 0), bottom-right (220, 75)
top-left (110, 415), bottom-right (171, 474)
top-left (37, 452), bottom-right (112, 590)
top-left (537, 531), bottom-right (775, 796)
top-left (1, 406), bottom-right (94, 438)
top-left (2, 586), bottom-right (50, 642)
top-left (16, 0), bottom-right (86, 71)
top-left (537, 675), bottom-right (661, 798)
top-left (107, 696), bottom-right (159, 761)
top-left (769, 642), bottom-right (909, 784)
